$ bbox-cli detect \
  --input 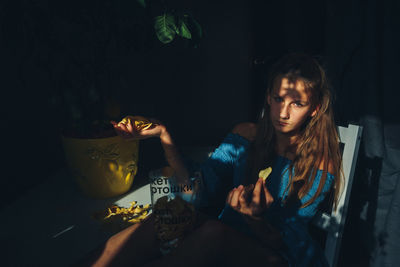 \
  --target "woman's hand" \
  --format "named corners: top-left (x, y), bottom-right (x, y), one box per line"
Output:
top-left (110, 118), bottom-right (166, 140)
top-left (112, 116), bottom-right (189, 182)
top-left (226, 177), bottom-right (274, 217)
